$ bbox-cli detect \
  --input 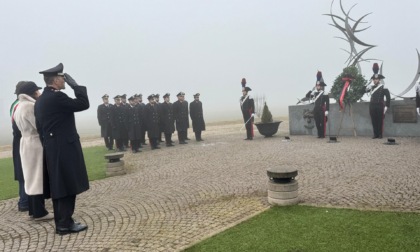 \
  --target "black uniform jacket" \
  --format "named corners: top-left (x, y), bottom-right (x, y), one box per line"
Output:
top-left (160, 102), bottom-right (175, 134)
top-left (97, 103), bottom-right (113, 137)
top-left (34, 86), bottom-right (90, 199)
top-left (189, 100), bottom-right (205, 132)
top-left (173, 100), bottom-right (190, 131)
top-left (126, 104), bottom-right (142, 140)
top-left (240, 95), bottom-right (254, 123)
top-left (144, 103), bottom-right (160, 137)
top-left (111, 104), bottom-right (127, 139)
